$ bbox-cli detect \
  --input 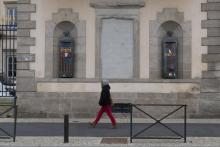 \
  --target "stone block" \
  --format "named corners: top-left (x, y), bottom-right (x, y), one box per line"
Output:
top-left (208, 63), bottom-right (220, 70)
top-left (202, 71), bottom-right (220, 78)
top-left (16, 53), bottom-right (35, 62)
top-left (202, 37), bottom-right (220, 46)
top-left (208, 0), bottom-right (220, 2)
top-left (17, 21), bottom-right (36, 29)
top-left (17, 70), bottom-right (35, 78)
top-left (17, 37), bottom-right (35, 46)
top-left (208, 46), bottom-right (220, 53)
top-left (202, 54), bottom-right (220, 62)
top-left (202, 20), bottom-right (220, 28)
top-left (16, 77), bottom-right (36, 92)
top-left (199, 99), bottom-right (220, 117)
top-left (208, 28), bottom-right (220, 37)
top-left (90, 0), bottom-right (145, 8)
top-left (17, 29), bottom-right (30, 37)
top-left (201, 3), bottom-right (207, 11)
top-left (201, 79), bottom-right (220, 92)
top-left (201, 93), bottom-right (220, 101)
top-left (16, 62), bottom-right (29, 70)
top-left (17, 46), bottom-right (30, 53)
top-left (17, 13), bottom-right (30, 21)
top-left (17, 4), bottom-right (36, 13)
top-left (208, 11), bottom-right (220, 19)
top-left (202, 3), bottom-right (220, 11)
top-left (17, 0), bottom-right (31, 4)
